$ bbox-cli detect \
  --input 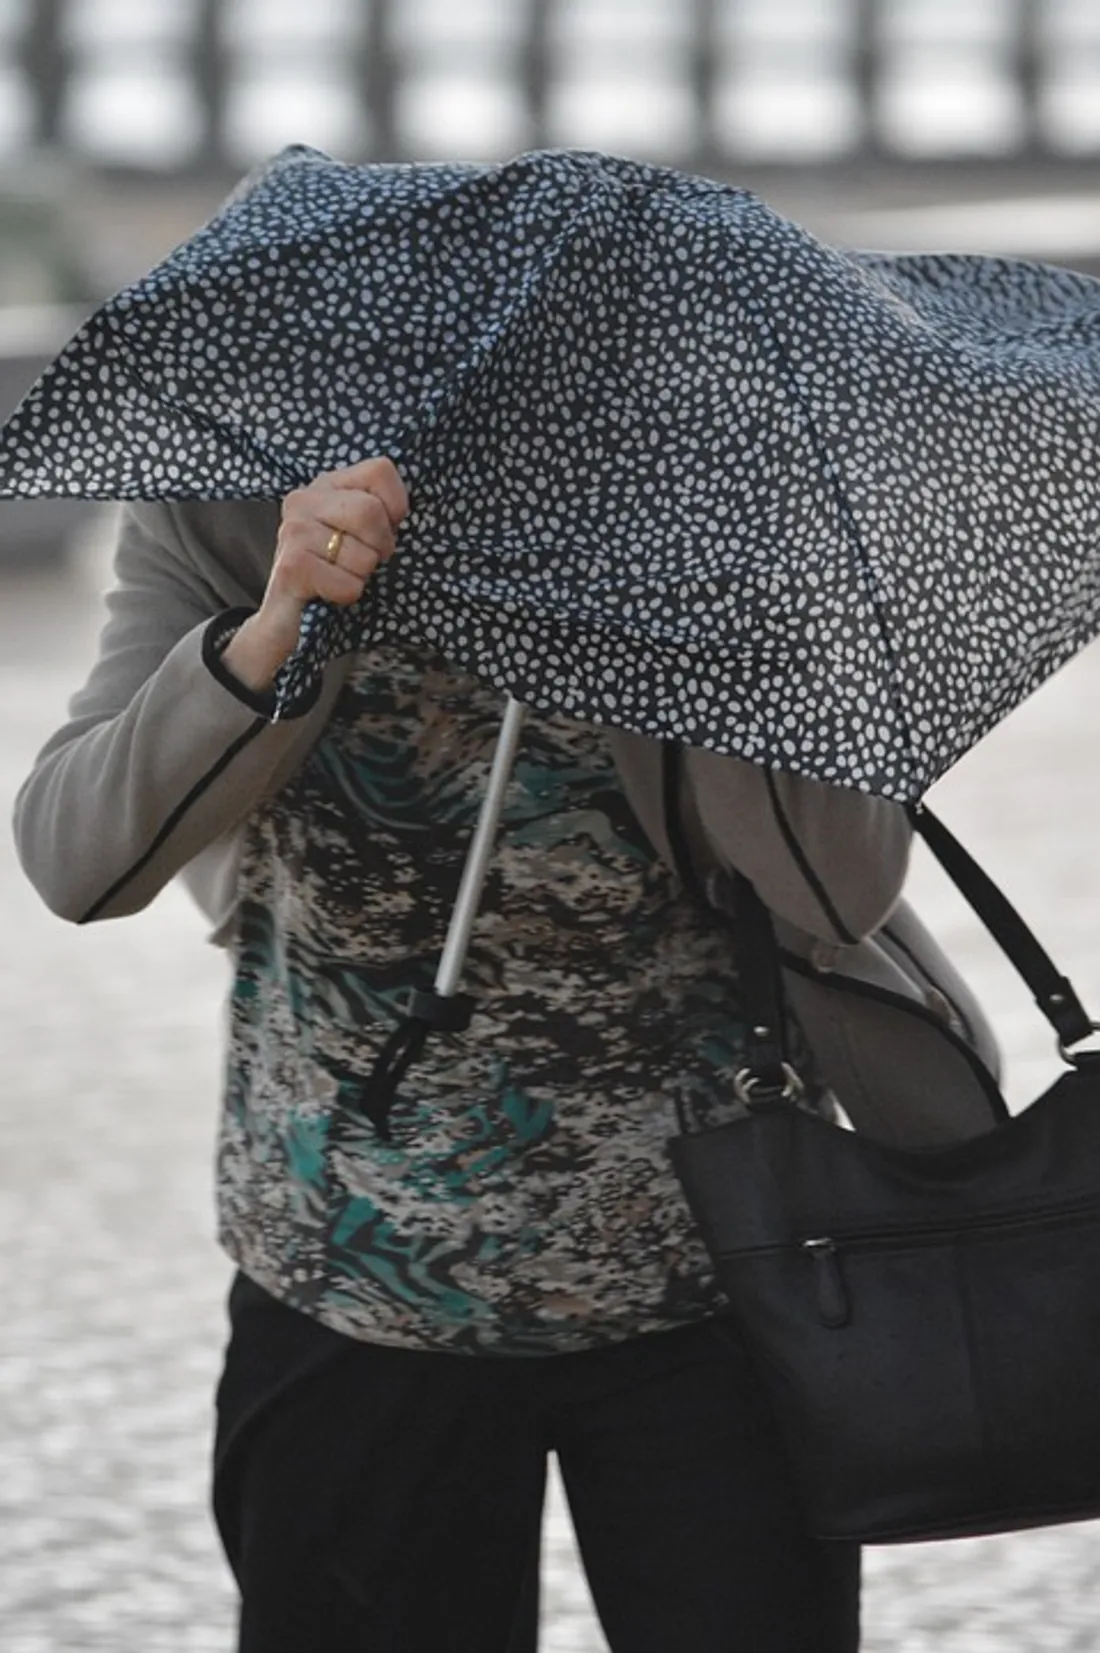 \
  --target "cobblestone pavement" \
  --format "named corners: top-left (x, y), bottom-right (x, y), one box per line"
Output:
top-left (4, 537), bottom-right (1100, 1651)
